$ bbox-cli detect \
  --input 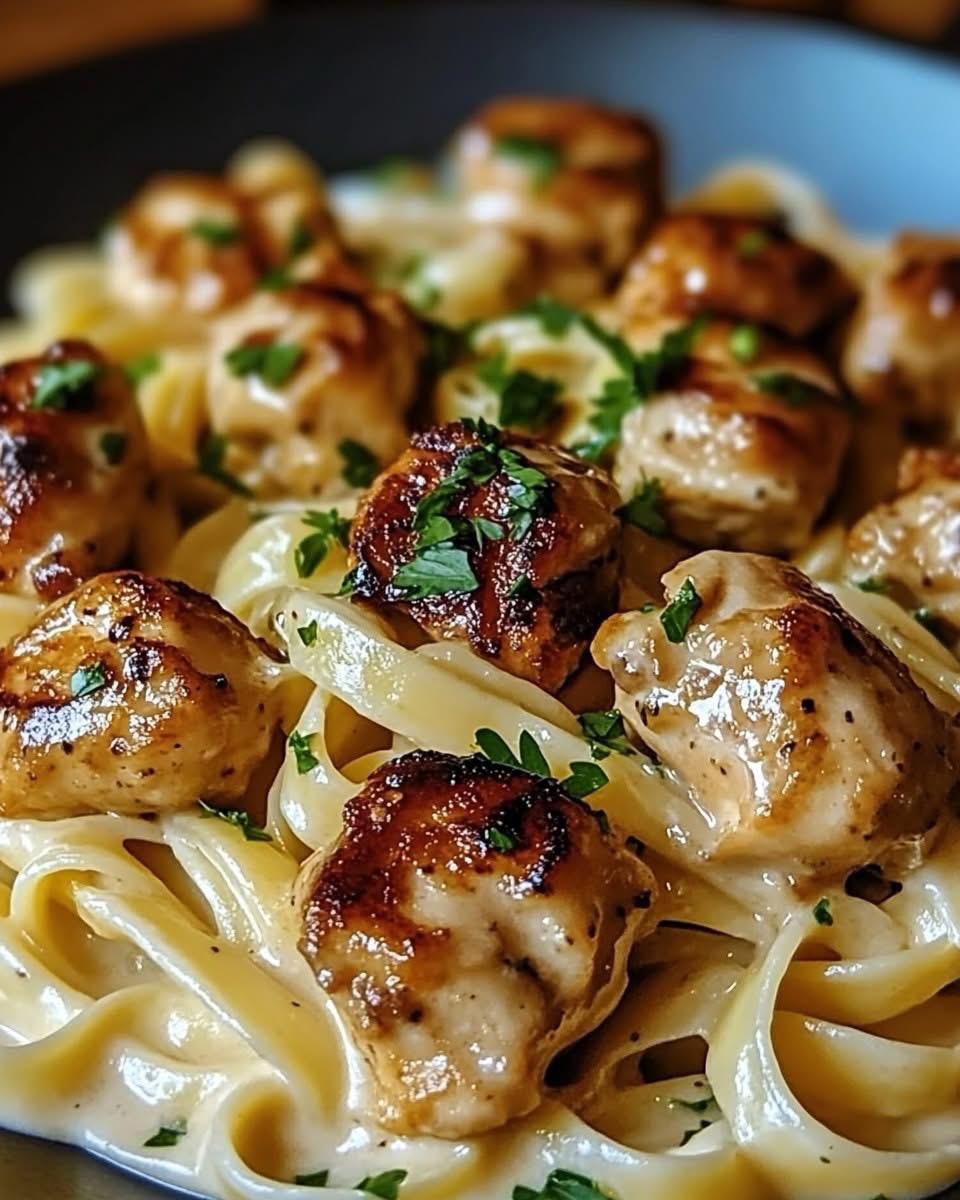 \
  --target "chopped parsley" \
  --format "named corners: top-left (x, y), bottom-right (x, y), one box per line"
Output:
top-left (620, 477), bottom-right (668, 537)
top-left (854, 576), bottom-right (888, 594)
top-left (486, 824), bottom-right (519, 853)
top-left (914, 607), bottom-right (945, 640)
top-left (751, 371), bottom-right (837, 409)
top-left (197, 432), bottom-right (252, 497)
top-left (400, 257), bottom-right (442, 313)
top-left (294, 509), bottom-right (351, 579)
top-left (297, 620), bottom-right (318, 646)
top-left (729, 323), bottom-right (761, 364)
top-left (422, 318), bottom-right (469, 376)
top-left (289, 730), bottom-right (319, 775)
top-left (494, 134), bottom-right (563, 187)
top-left (474, 728), bottom-right (608, 799)
top-left (70, 661), bottom-right (107, 699)
top-left (337, 566), bottom-right (360, 597)
top-left (99, 431), bottom-right (128, 466)
top-left (225, 340), bottom-right (304, 388)
top-left (338, 439), bottom-right (379, 488)
top-left (258, 266), bottom-right (293, 291)
top-left (356, 1169), bottom-right (407, 1199)
top-left (669, 1088), bottom-right (717, 1115)
top-left (392, 543), bottom-right (478, 599)
top-left (512, 1168), bottom-right (611, 1200)
top-left (680, 1120), bottom-right (712, 1146)
top-left (189, 218), bottom-right (240, 245)
top-left (507, 574), bottom-right (537, 601)
top-left (198, 800), bottom-right (271, 842)
top-left (124, 351), bottom-right (162, 387)
top-left (737, 228), bottom-right (770, 259)
top-left (294, 1169), bottom-right (329, 1187)
top-left (477, 353), bottom-right (561, 431)
top-left (143, 1119), bottom-right (187, 1148)
top-left (287, 220), bottom-right (314, 259)
top-left (578, 710), bottom-right (635, 760)
top-left (813, 897), bottom-right (834, 926)
top-left (32, 360), bottom-right (99, 410)
top-left (660, 577), bottom-right (701, 644)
